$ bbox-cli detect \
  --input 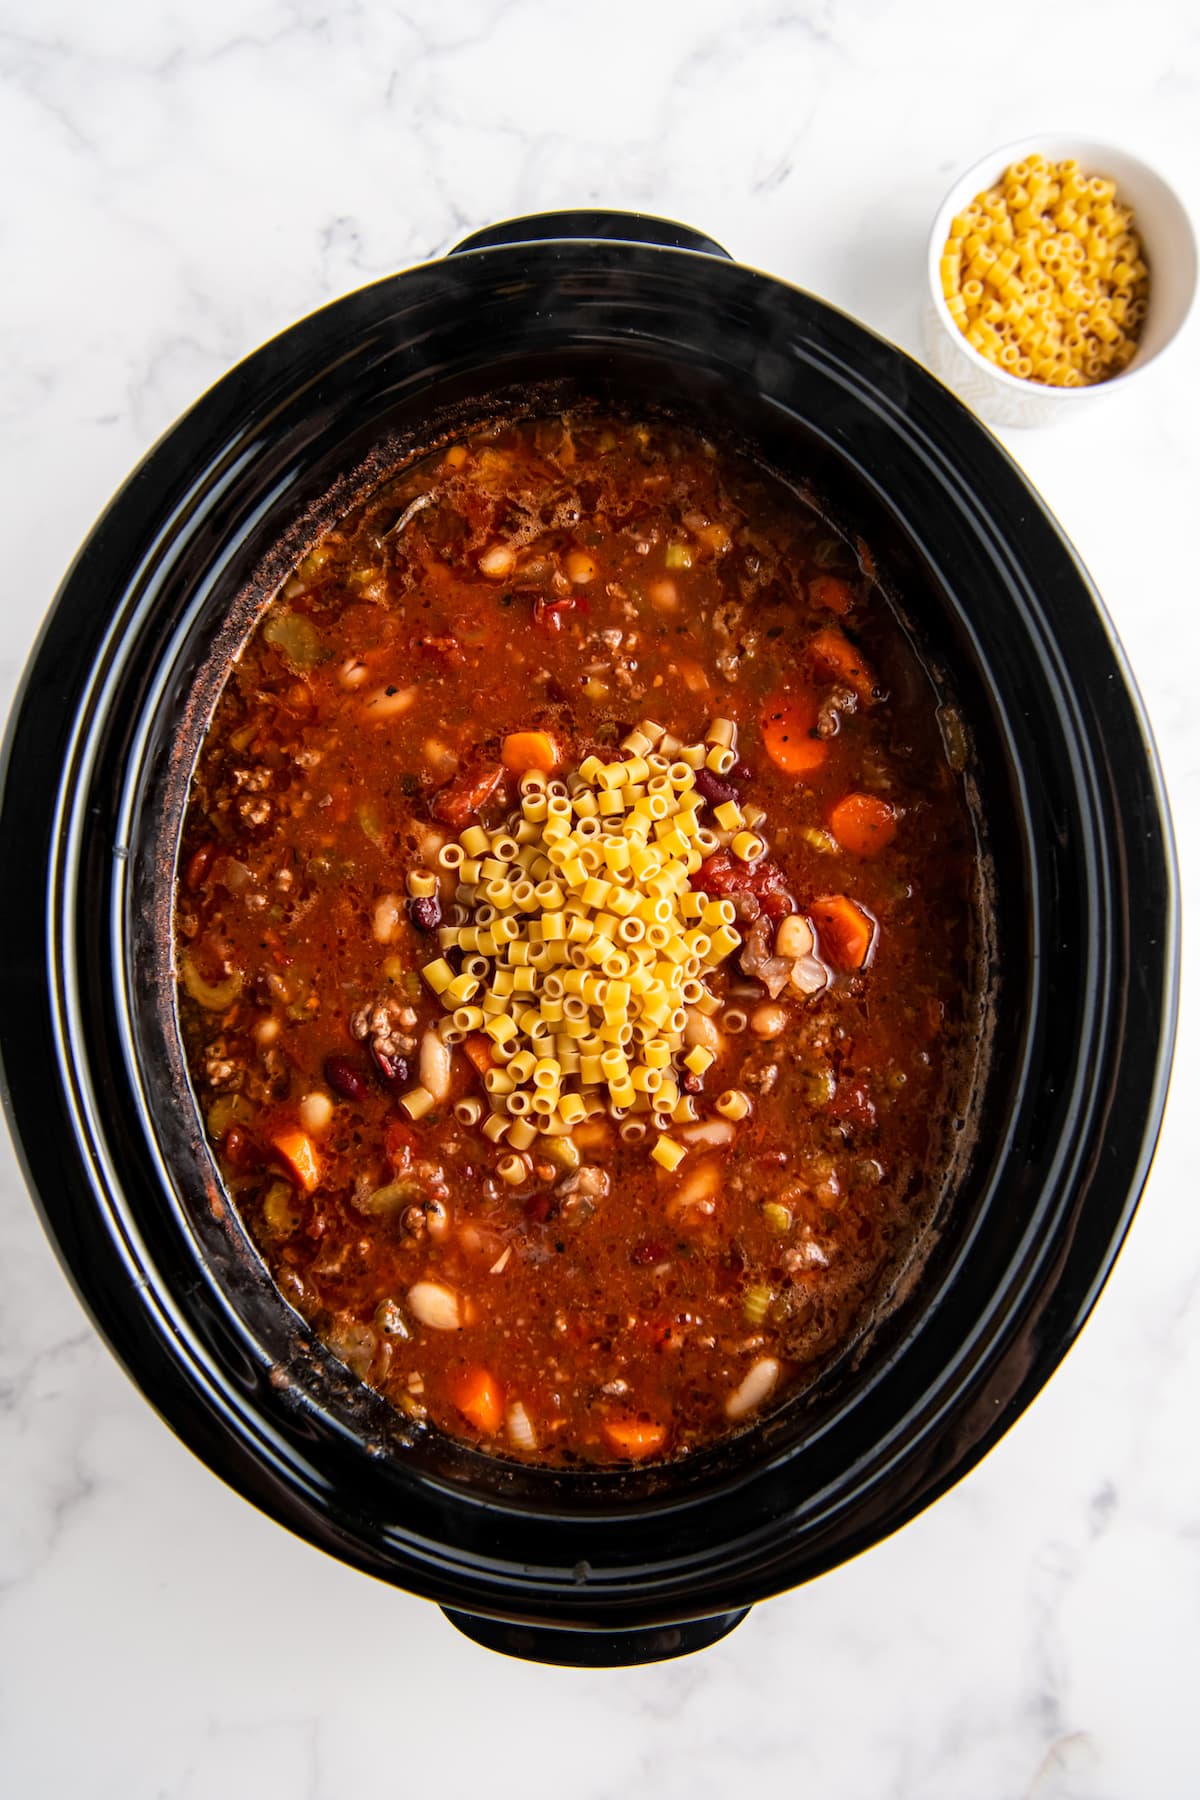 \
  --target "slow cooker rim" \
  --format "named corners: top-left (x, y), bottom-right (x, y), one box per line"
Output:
top-left (0, 234), bottom-right (1179, 1632)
